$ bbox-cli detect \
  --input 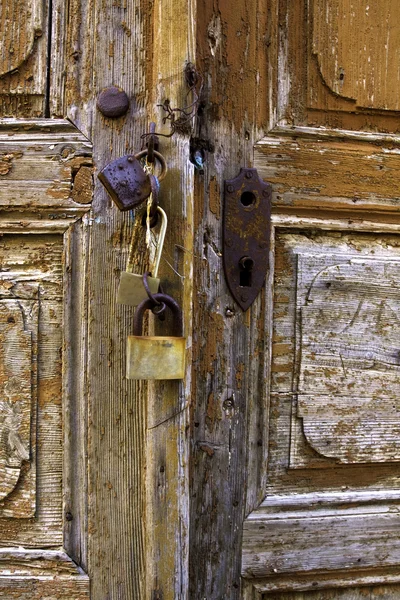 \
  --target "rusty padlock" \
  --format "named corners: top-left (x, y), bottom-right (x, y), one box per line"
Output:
top-left (126, 293), bottom-right (186, 380)
top-left (98, 151), bottom-right (167, 211)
